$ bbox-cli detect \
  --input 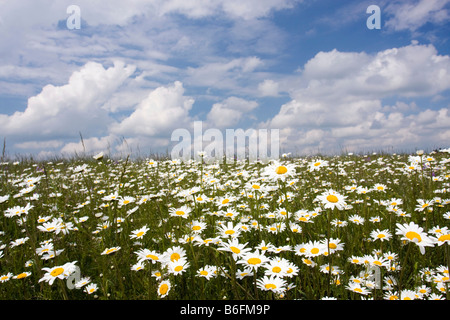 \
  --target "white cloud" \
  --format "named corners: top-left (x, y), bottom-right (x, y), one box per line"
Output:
top-left (206, 96), bottom-right (258, 128)
top-left (258, 79), bottom-right (279, 97)
top-left (0, 60), bottom-right (135, 140)
top-left (110, 81), bottom-right (194, 137)
top-left (385, 0), bottom-right (450, 32)
top-left (263, 42), bottom-right (450, 154)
